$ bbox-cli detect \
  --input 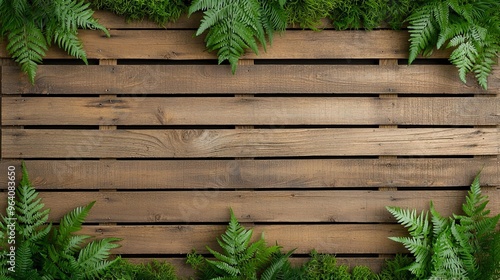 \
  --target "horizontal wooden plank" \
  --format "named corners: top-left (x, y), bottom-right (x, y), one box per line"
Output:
top-left (3, 97), bottom-right (499, 126)
top-left (0, 30), bottom-right (452, 60)
top-left (3, 65), bottom-right (495, 94)
top-left (1, 190), bottom-right (498, 223)
top-left (2, 128), bottom-right (498, 158)
top-left (1, 158), bottom-right (497, 189)
top-left (77, 224), bottom-right (407, 254)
